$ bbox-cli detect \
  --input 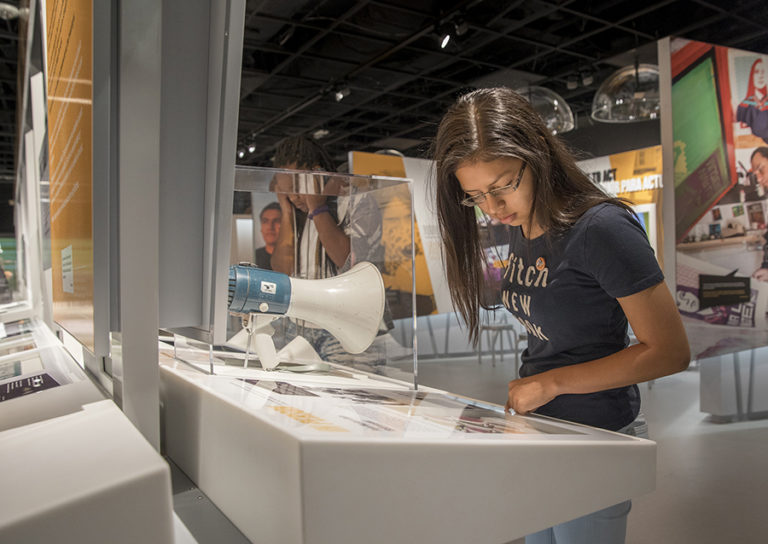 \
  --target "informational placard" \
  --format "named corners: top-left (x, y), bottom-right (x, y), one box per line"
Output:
top-left (45, 0), bottom-right (94, 352)
top-left (670, 38), bottom-right (768, 358)
top-left (159, 347), bottom-right (583, 440)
